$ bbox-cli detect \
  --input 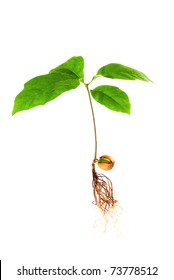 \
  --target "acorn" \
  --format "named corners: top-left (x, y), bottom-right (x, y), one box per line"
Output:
top-left (97, 155), bottom-right (115, 171)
